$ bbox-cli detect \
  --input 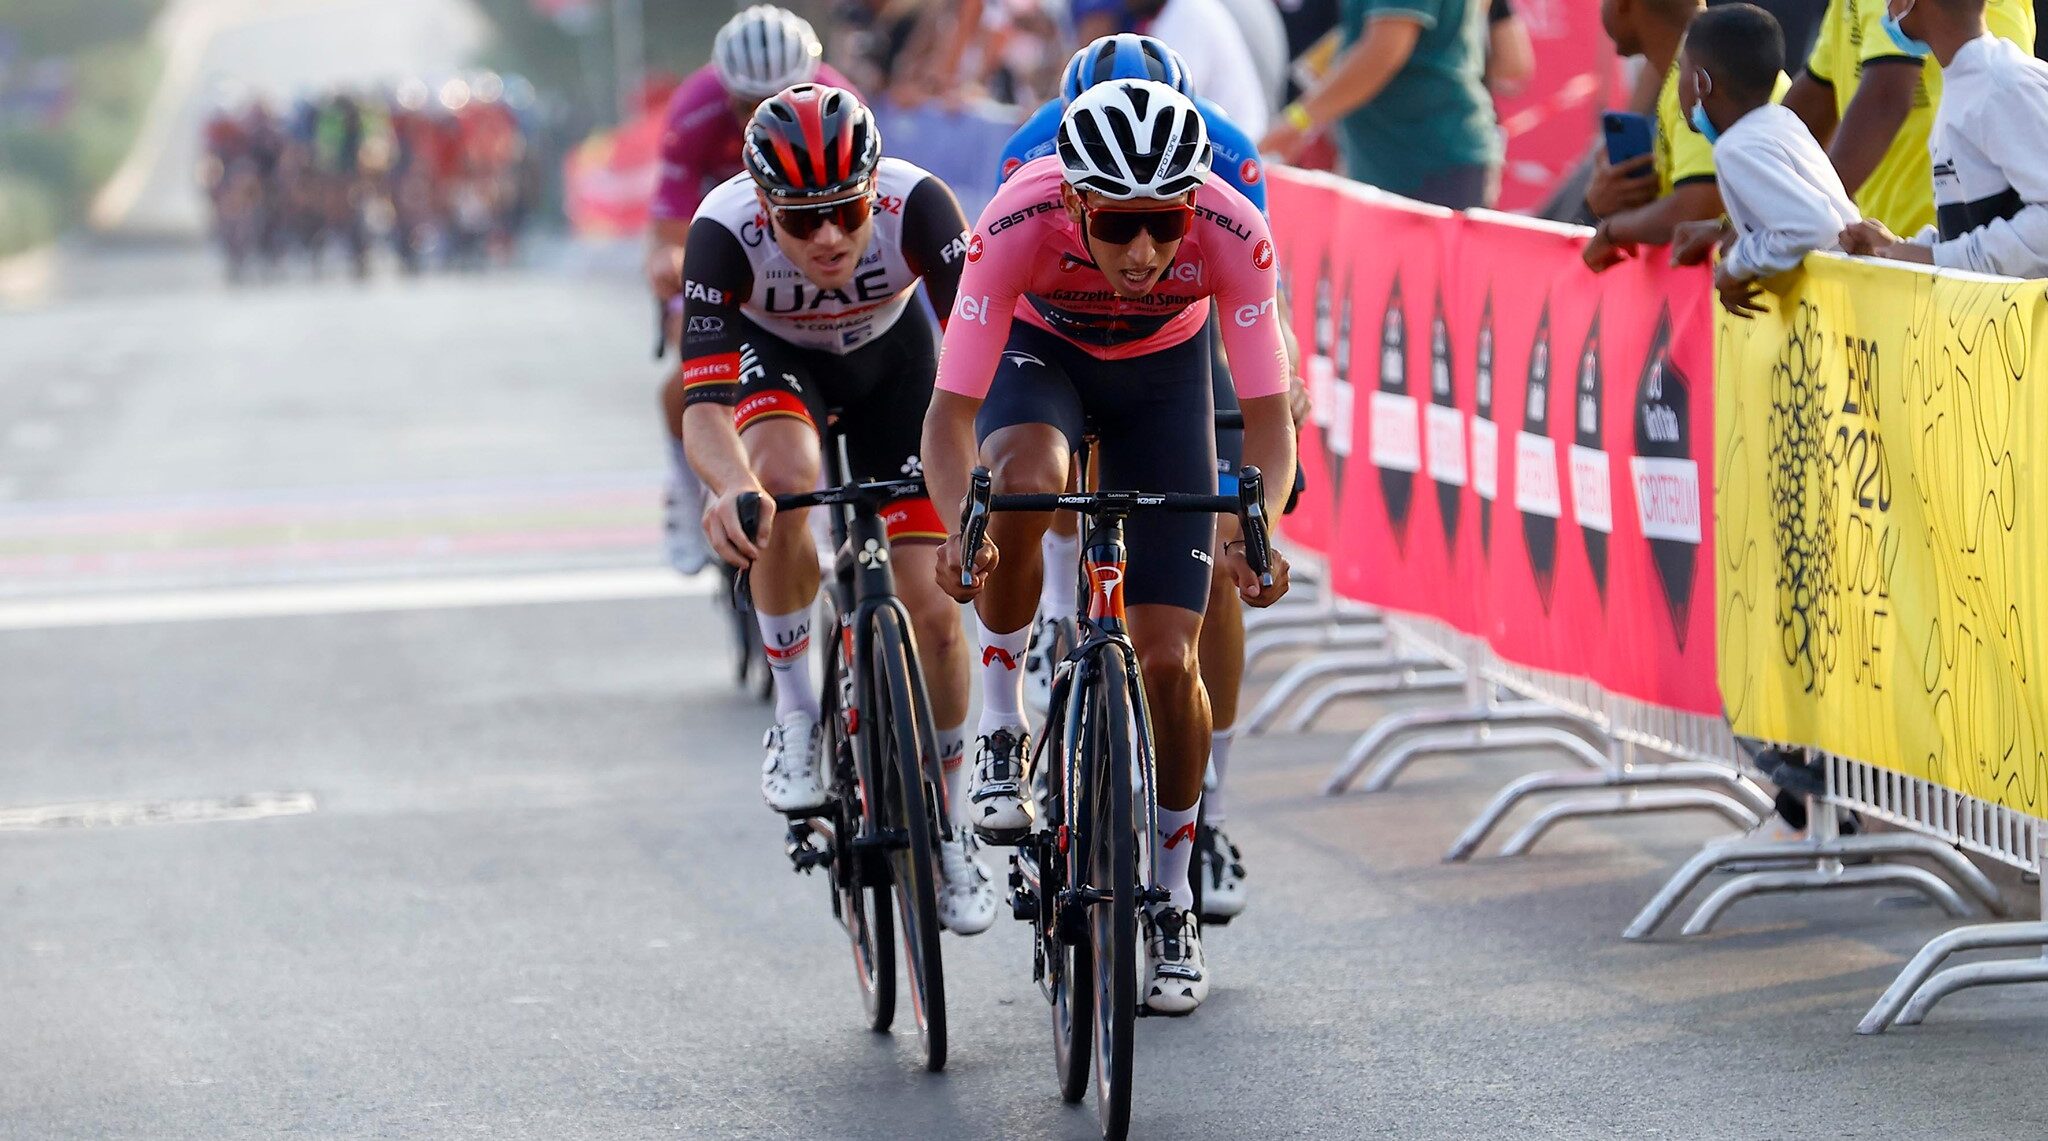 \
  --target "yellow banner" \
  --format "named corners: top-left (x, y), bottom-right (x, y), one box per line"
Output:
top-left (1715, 254), bottom-right (2048, 815)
